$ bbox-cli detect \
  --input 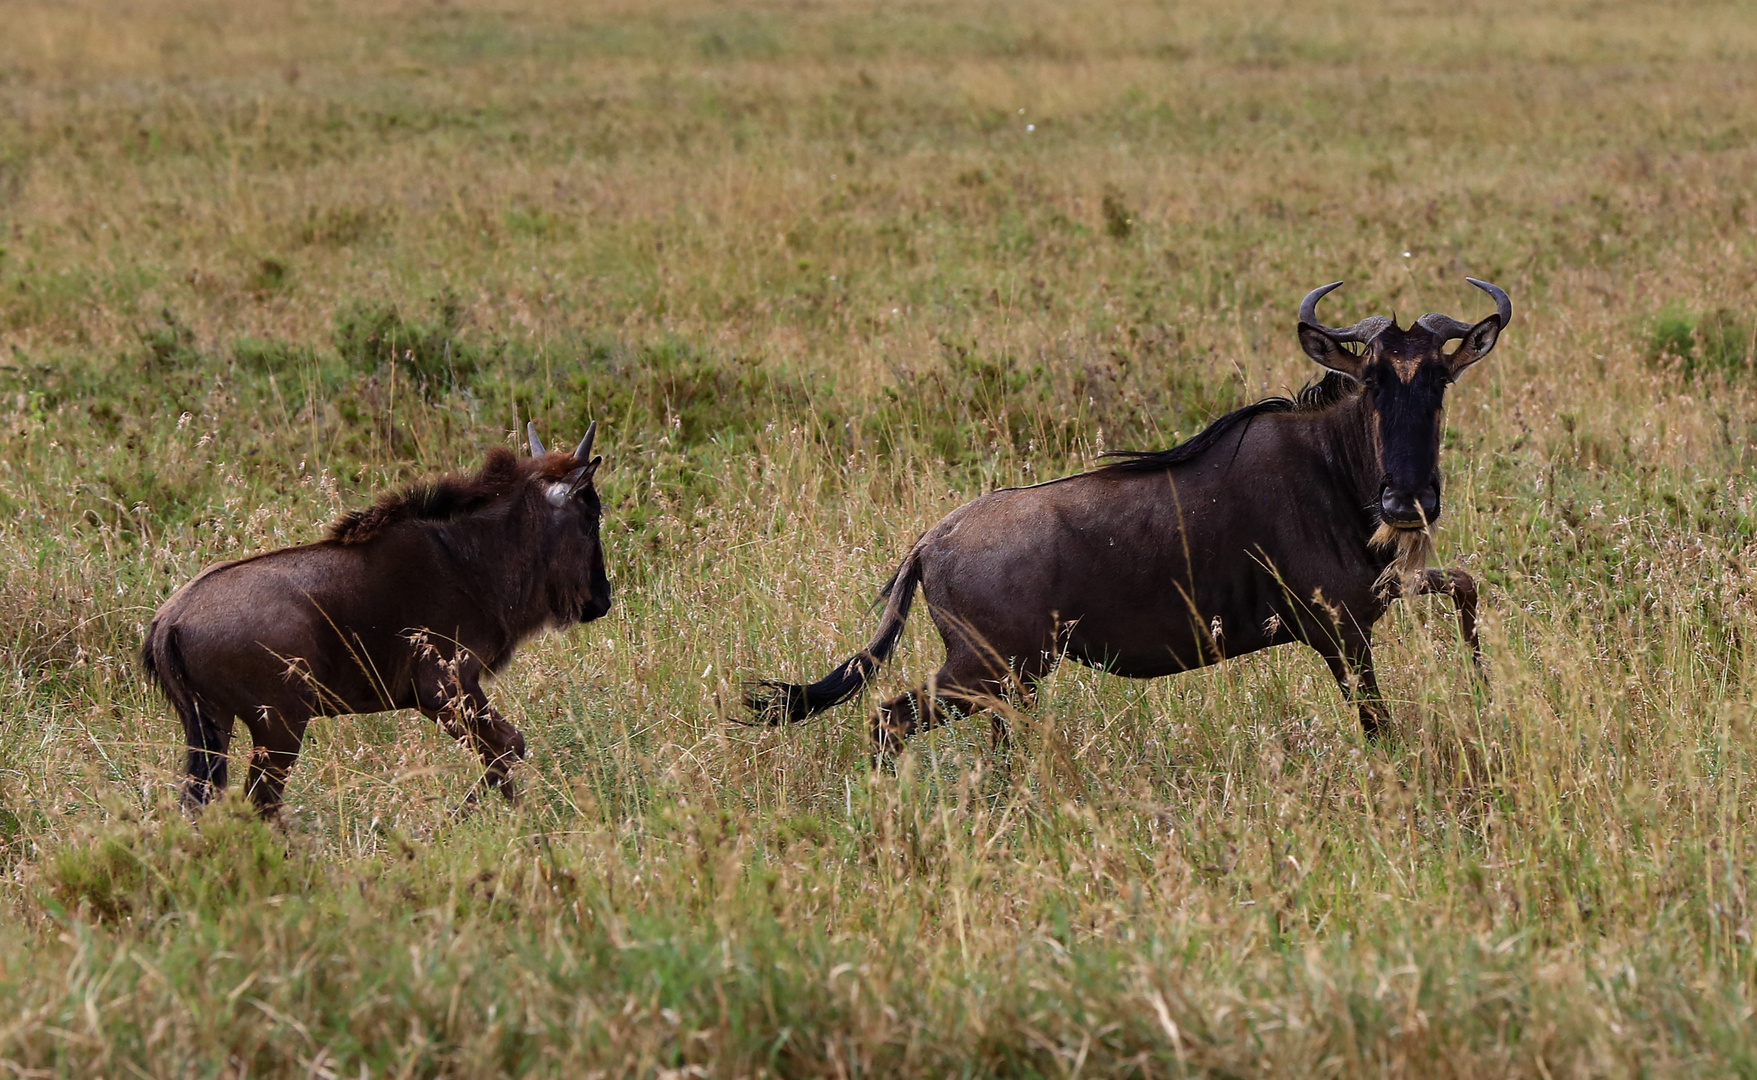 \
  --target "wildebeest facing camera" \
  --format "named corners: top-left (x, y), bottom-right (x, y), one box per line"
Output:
top-left (749, 281), bottom-right (1508, 752)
